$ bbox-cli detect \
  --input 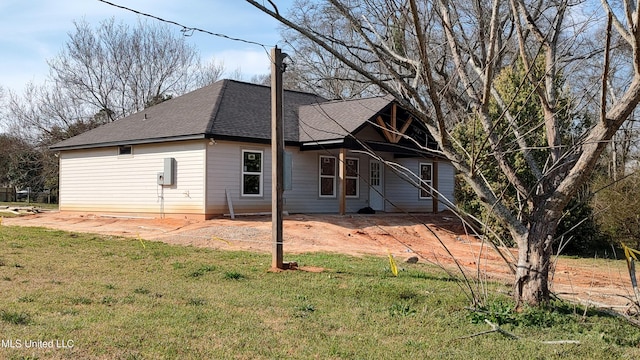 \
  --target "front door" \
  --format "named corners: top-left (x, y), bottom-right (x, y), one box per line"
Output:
top-left (369, 160), bottom-right (384, 211)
